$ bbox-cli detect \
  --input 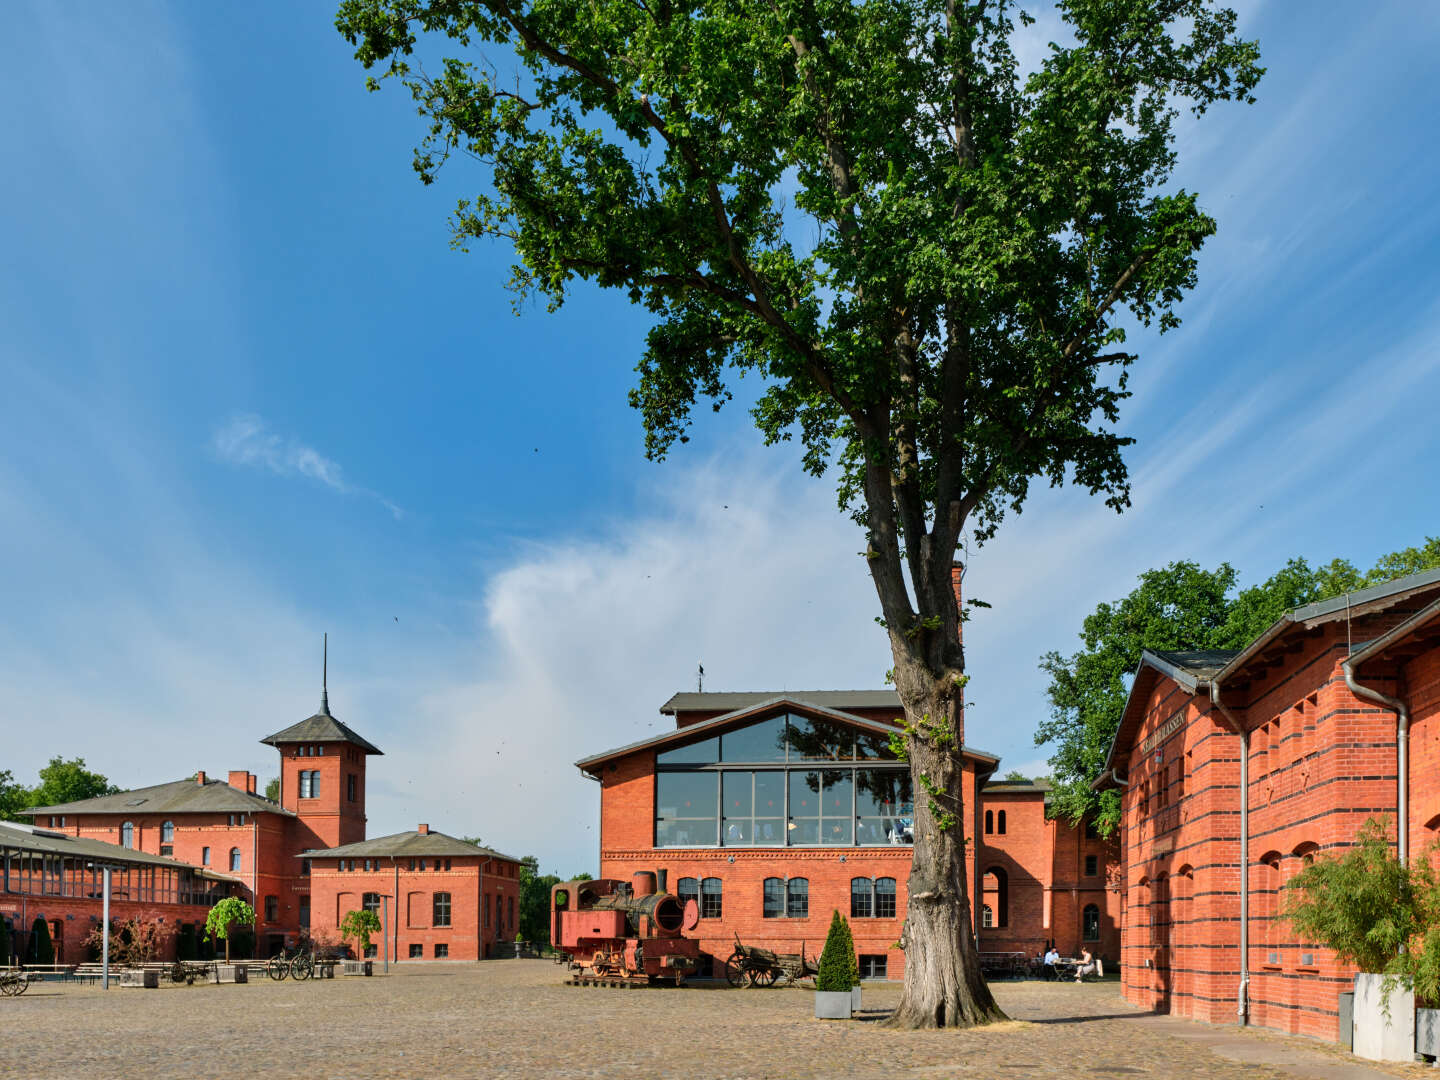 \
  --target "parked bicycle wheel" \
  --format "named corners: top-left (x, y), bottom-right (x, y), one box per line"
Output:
top-left (267, 954), bottom-right (290, 981)
top-left (291, 953), bottom-right (314, 981)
